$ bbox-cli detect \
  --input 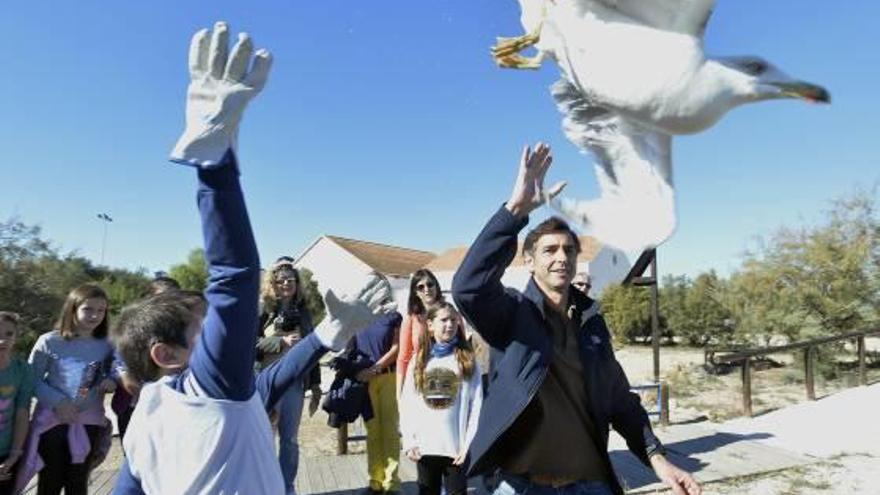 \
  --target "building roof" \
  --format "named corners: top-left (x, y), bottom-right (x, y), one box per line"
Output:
top-left (424, 236), bottom-right (602, 272)
top-left (324, 235), bottom-right (436, 277)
